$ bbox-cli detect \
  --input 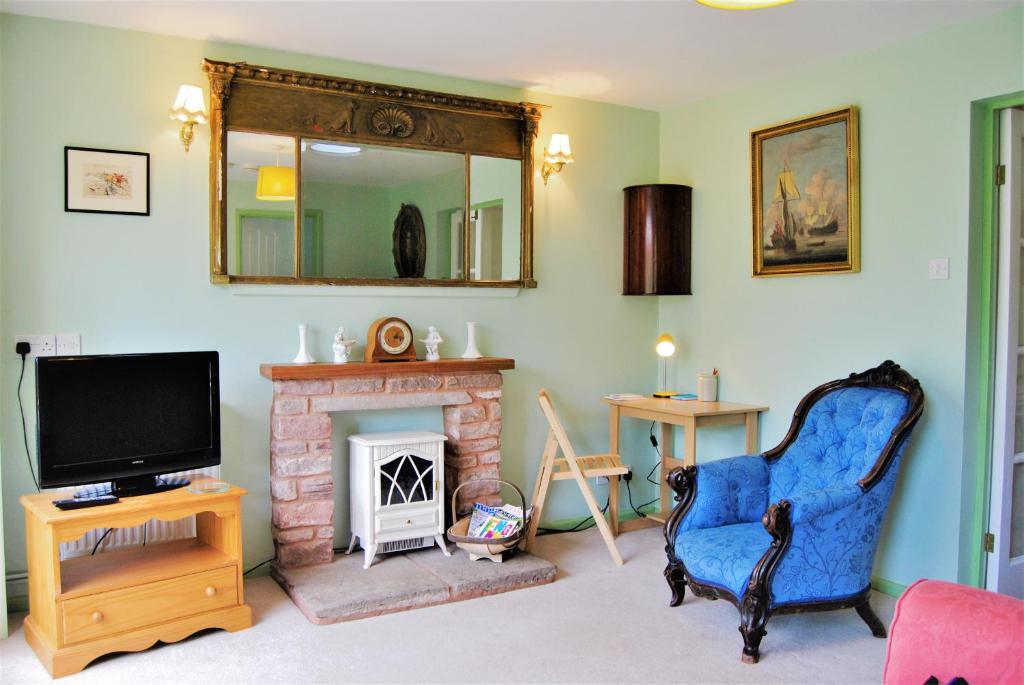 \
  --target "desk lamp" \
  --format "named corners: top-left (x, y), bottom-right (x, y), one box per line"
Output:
top-left (654, 333), bottom-right (677, 398)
